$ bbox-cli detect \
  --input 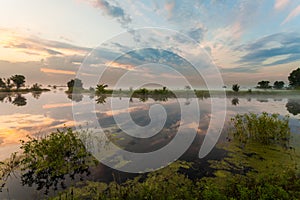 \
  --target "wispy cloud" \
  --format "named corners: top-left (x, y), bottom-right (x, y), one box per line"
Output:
top-left (237, 32), bottom-right (300, 66)
top-left (40, 68), bottom-right (76, 75)
top-left (282, 4), bottom-right (300, 24)
top-left (87, 0), bottom-right (131, 27)
top-left (1, 29), bottom-right (91, 60)
top-left (274, 0), bottom-right (290, 10)
top-left (105, 61), bottom-right (136, 71)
